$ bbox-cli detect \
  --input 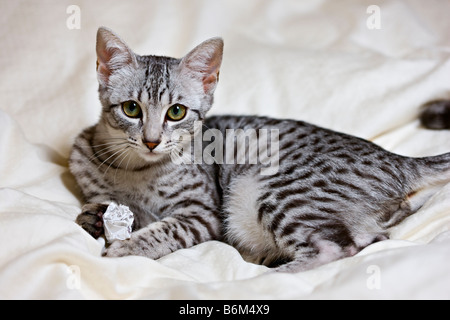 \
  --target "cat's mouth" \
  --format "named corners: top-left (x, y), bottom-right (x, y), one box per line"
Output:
top-left (139, 149), bottom-right (167, 162)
